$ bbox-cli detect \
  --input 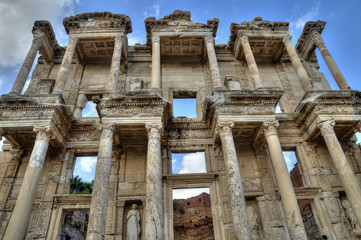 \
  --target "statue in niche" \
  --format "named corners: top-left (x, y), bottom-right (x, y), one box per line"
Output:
top-left (127, 204), bottom-right (140, 240)
top-left (247, 206), bottom-right (260, 238)
top-left (342, 199), bottom-right (361, 232)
